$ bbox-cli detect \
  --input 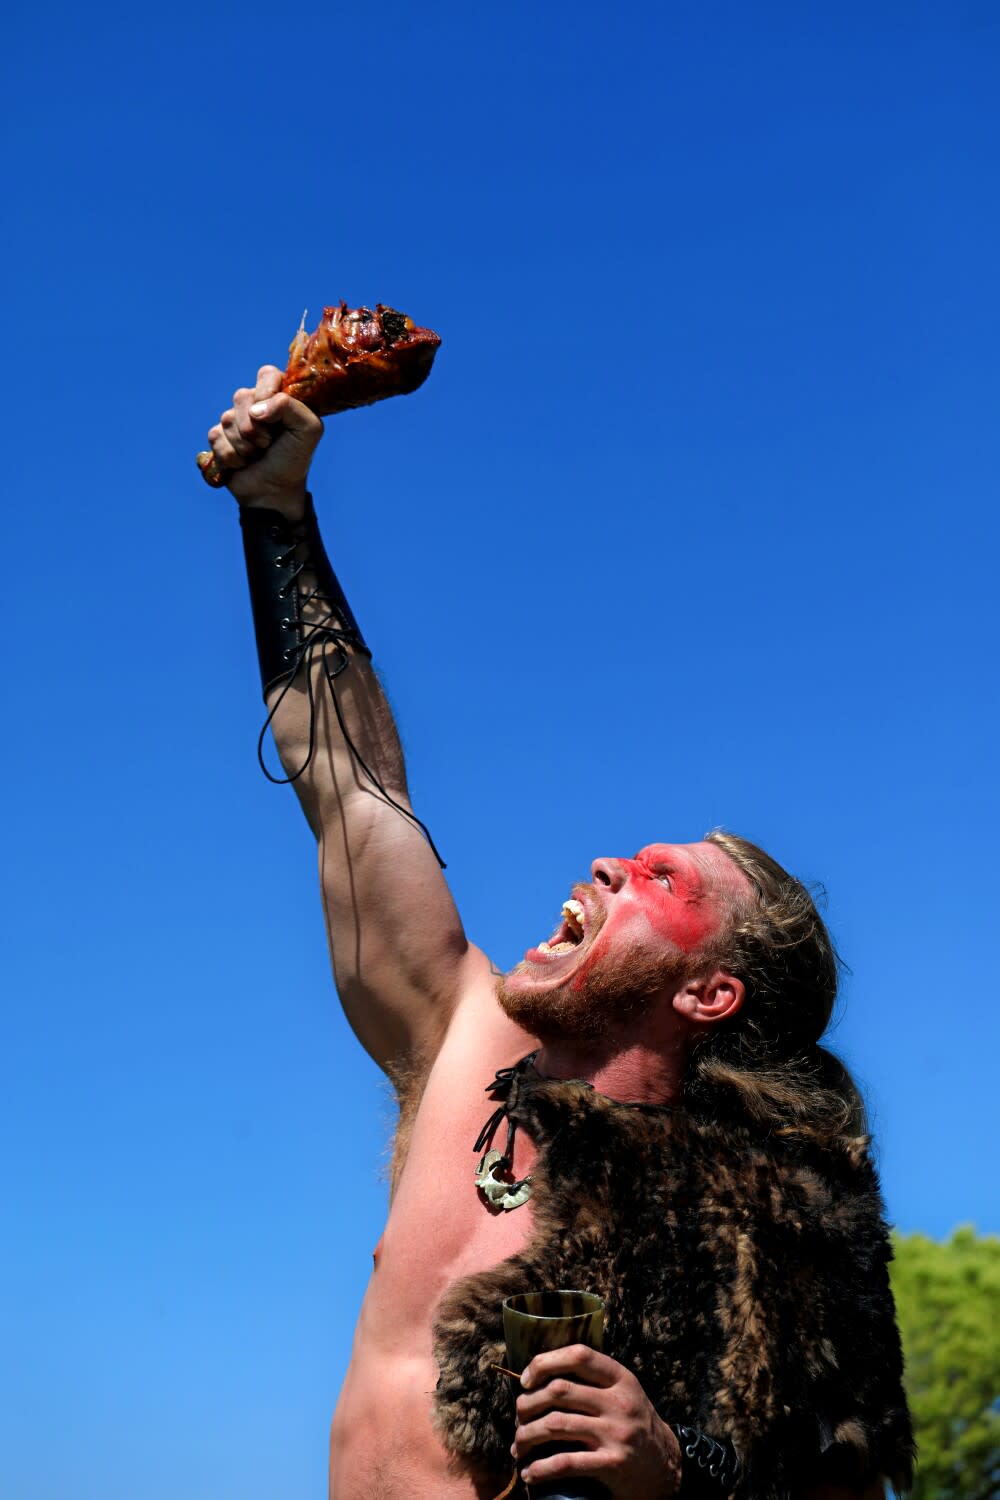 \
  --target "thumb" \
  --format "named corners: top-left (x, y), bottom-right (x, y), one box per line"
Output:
top-left (249, 391), bottom-right (323, 439)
